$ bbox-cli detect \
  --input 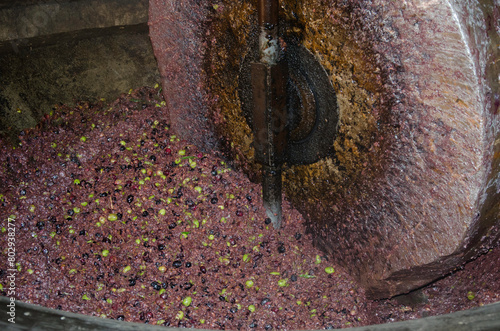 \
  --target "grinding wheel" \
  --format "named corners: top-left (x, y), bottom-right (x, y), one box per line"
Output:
top-left (149, 0), bottom-right (500, 298)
